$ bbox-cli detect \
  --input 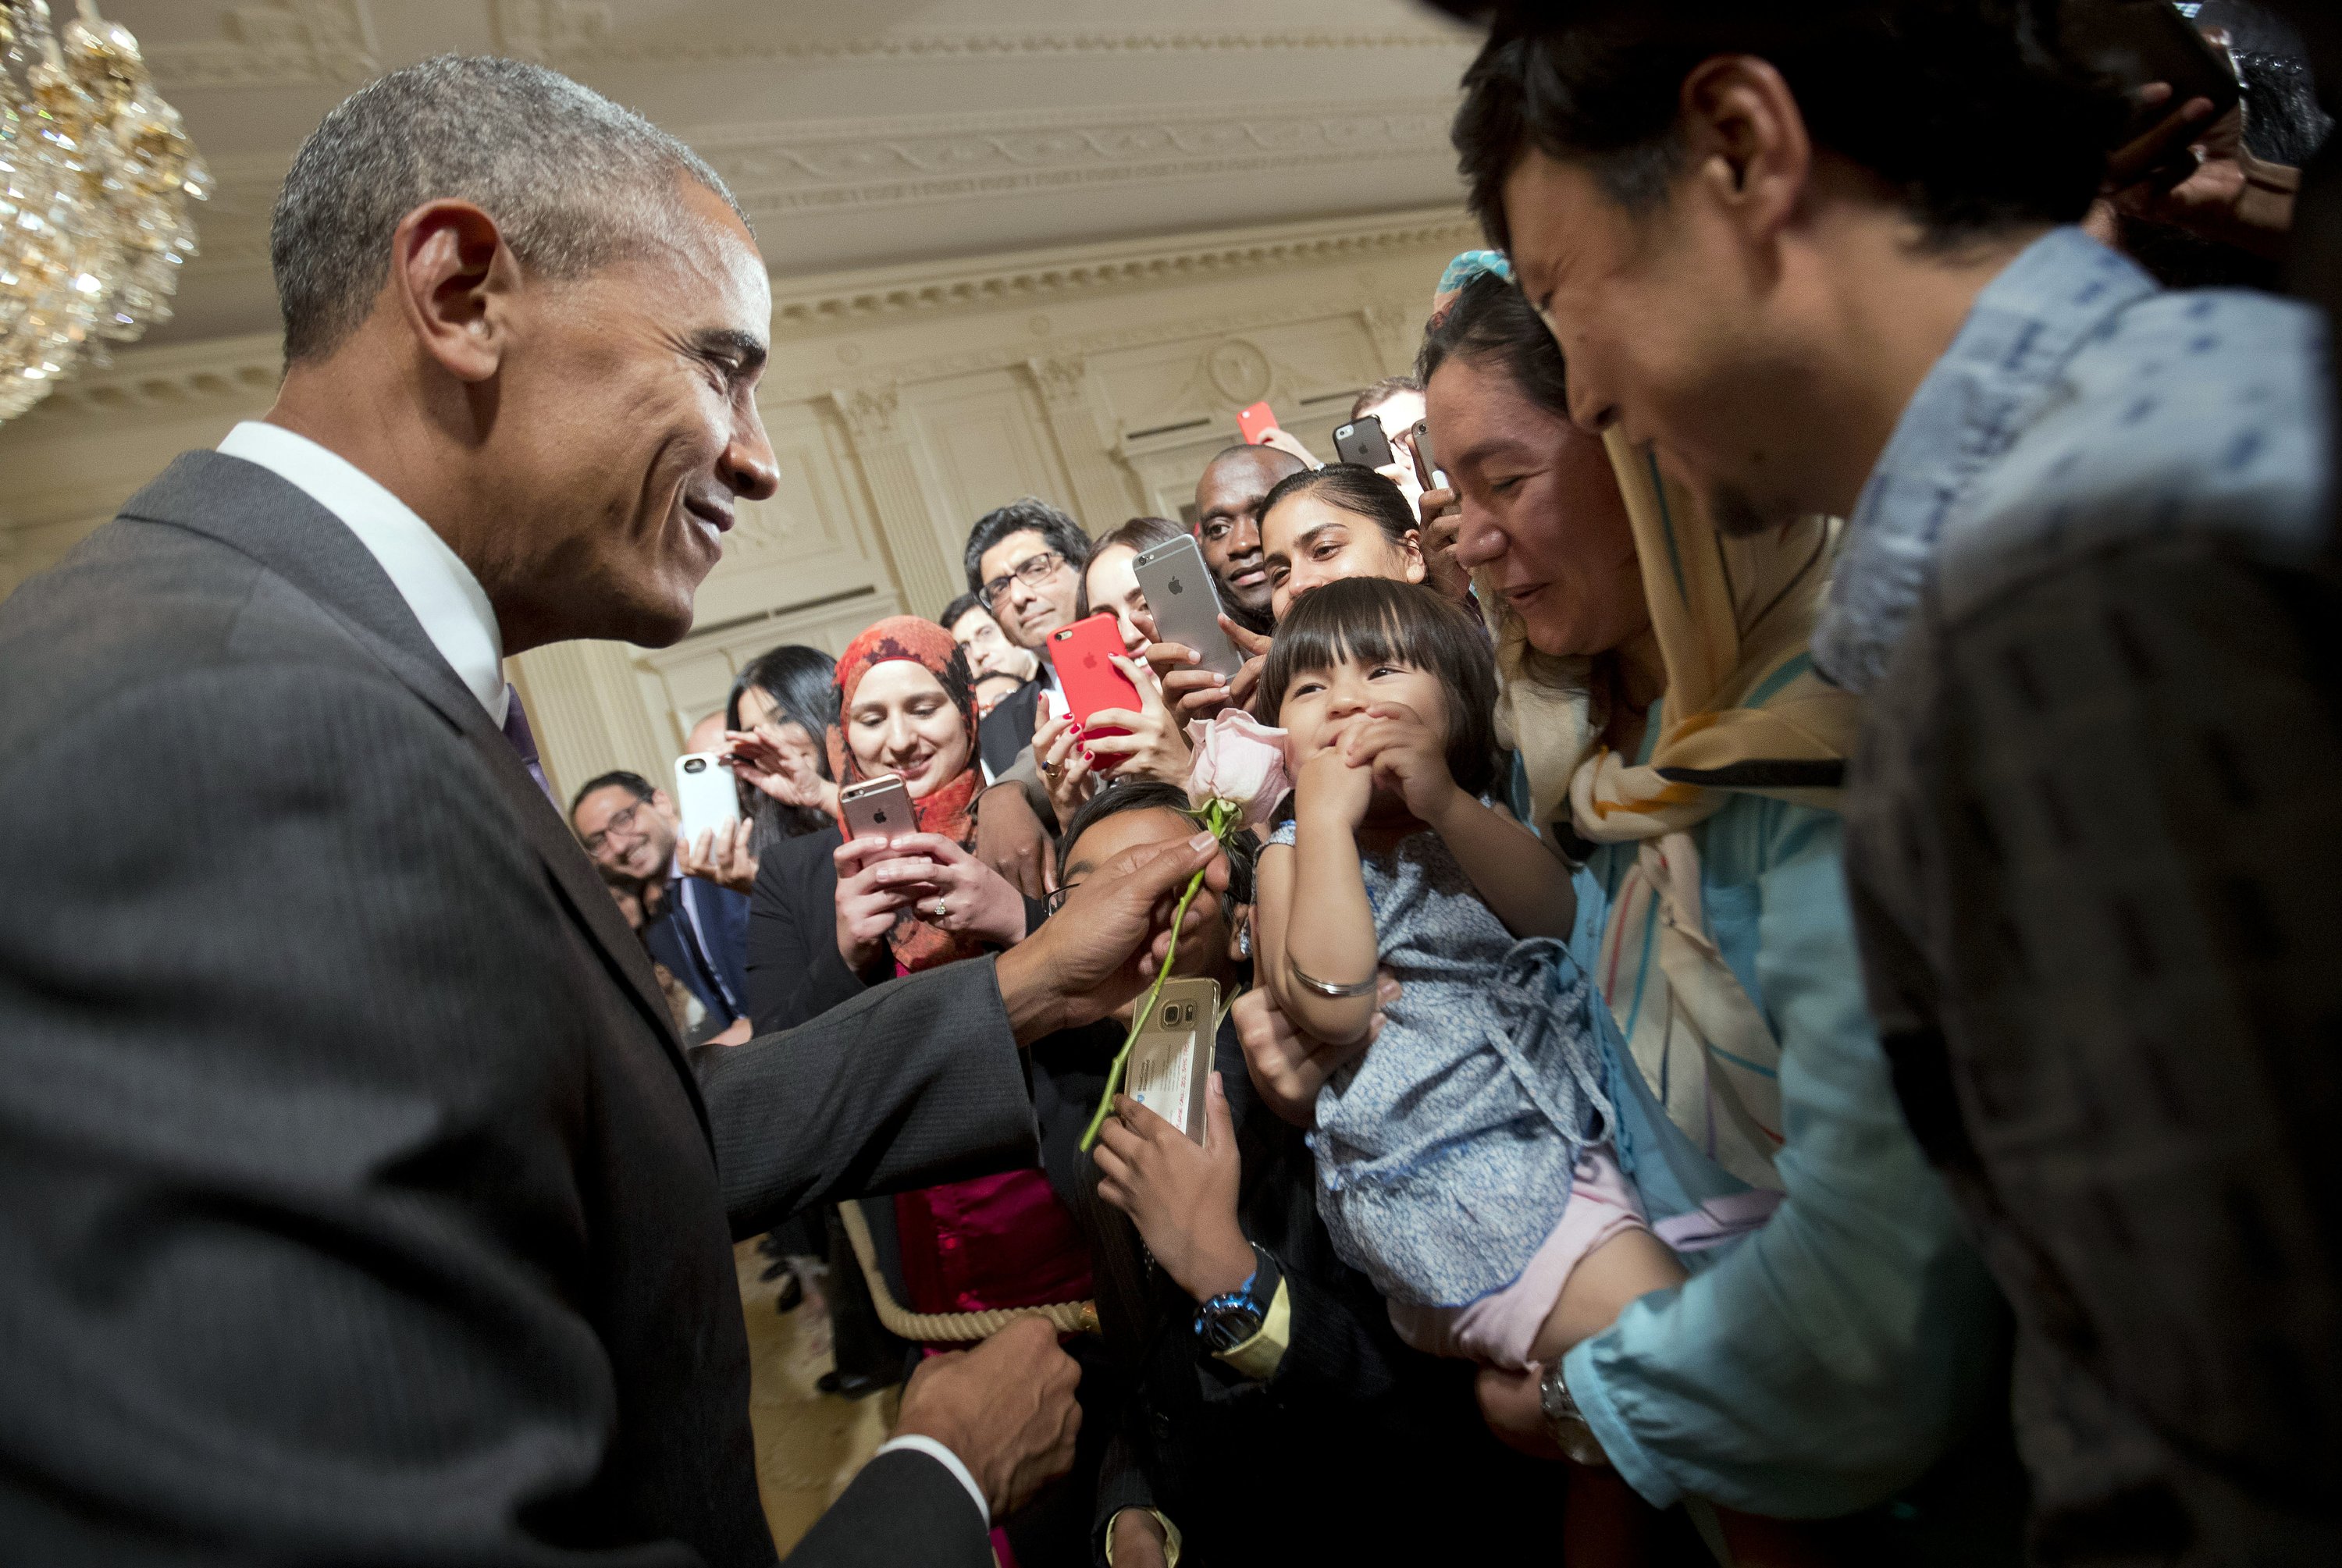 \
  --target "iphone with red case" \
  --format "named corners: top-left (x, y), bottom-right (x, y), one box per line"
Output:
top-left (1237, 400), bottom-right (1280, 446)
top-left (1048, 613), bottom-right (1141, 765)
